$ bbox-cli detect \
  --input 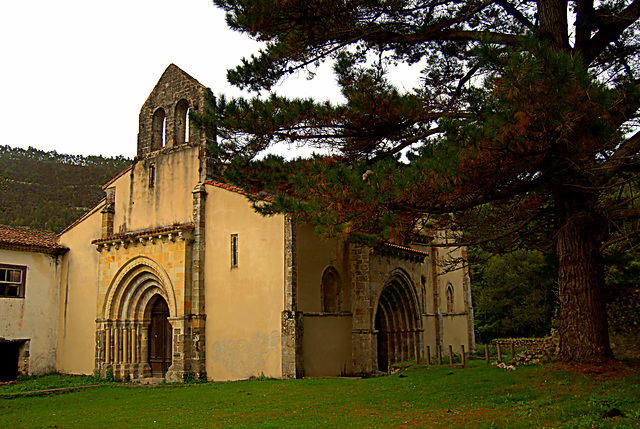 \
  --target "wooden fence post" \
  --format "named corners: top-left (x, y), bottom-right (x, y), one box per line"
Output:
top-left (448, 345), bottom-right (454, 365)
top-left (497, 343), bottom-right (502, 362)
top-left (510, 343), bottom-right (515, 362)
top-left (426, 346), bottom-right (431, 365)
top-left (485, 344), bottom-right (490, 364)
top-left (461, 344), bottom-right (466, 367)
top-left (437, 345), bottom-right (442, 365)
